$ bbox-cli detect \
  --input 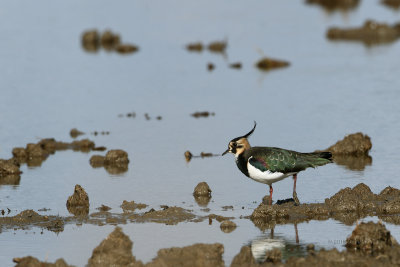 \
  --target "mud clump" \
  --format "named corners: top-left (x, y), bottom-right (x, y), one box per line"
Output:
top-left (82, 29), bottom-right (139, 54)
top-left (90, 155), bottom-right (106, 167)
top-left (13, 256), bottom-right (73, 267)
top-left (194, 182), bottom-right (212, 206)
top-left (147, 243), bottom-right (225, 267)
top-left (191, 111), bottom-right (215, 118)
top-left (105, 149), bottom-right (129, 164)
top-left (184, 150), bottom-right (193, 162)
top-left (208, 40), bottom-right (227, 53)
top-left (325, 132), bottom-right (372, 156)
top-left (346, 221), bottom-right (397, 253)
top-left (120, 200), bottom-right (148, 212)
top-left (186, 42), bottom-right (204, 52)
top-left (207, 62), bottom-right (215, 71)
top-left (220, 220), bottom-right (237, 233)
top-left (229, 62), bottom-right (242, 69)
top-left (255, 57), bottom-right (290, 71)
top-left (306, 0), bottom-right (360, 11)
top-left (194, 182), bottom-right (212, 197)
top-left (88, 227), bottom-right (143, 267)
top-left (82, 29), bottom-right (100, 52)
top-left (0, 174), bottom-right (21, 185)
top-left (70, 128), bottom-right (85, 138)
top-left (66, 184), bottom-right (90, 216)
top-left (90, 149), bottom-right (129, 174)
top-left (100, 30), bottom-right (120, 50)
top-left (327, 20), bottom-right (400, 46)
top-left (0, 159), bottom-right (21, 178)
